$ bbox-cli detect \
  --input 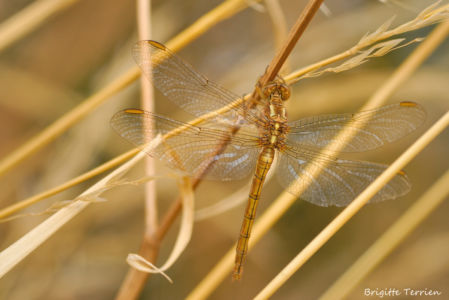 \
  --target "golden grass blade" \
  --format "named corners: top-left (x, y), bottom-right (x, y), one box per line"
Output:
top-left (127, 177), bottom-right (194, 281)
top-left (319, 168), bottom-right (449, 300)
top-left (0, 0), bottom-right (77, 52)
top-left (254, 111), bottom-right (449, 300)
top-left (186, 20), bottom-right (449, 300)
top-left (0, 0), bottom-right (255, 178)
top-left (0, 136), bottom-right (162, 278)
